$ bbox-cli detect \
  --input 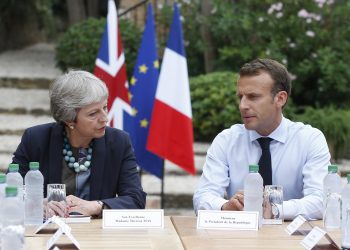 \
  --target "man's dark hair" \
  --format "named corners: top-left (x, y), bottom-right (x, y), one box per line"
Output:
top-left (239, 58), bottom-right (292, 97)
